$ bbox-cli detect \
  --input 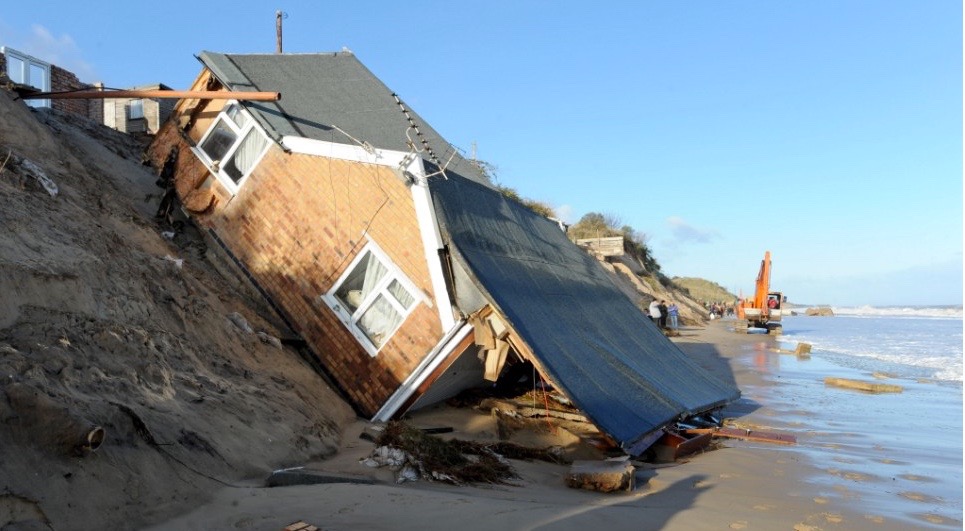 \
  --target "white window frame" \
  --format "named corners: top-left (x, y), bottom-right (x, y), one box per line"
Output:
top-left (2, 47), bottom-right (51, 108)
top-left (321, 240), bottom-right (421, 357)
top-left (191, 101), bottom-right (271, 194)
